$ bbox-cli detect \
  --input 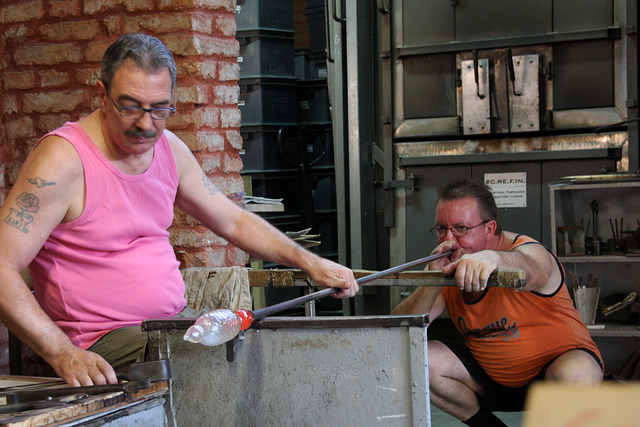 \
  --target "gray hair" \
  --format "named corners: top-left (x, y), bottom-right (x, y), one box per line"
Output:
top-left (101, 34), bottom-right (177, 90)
